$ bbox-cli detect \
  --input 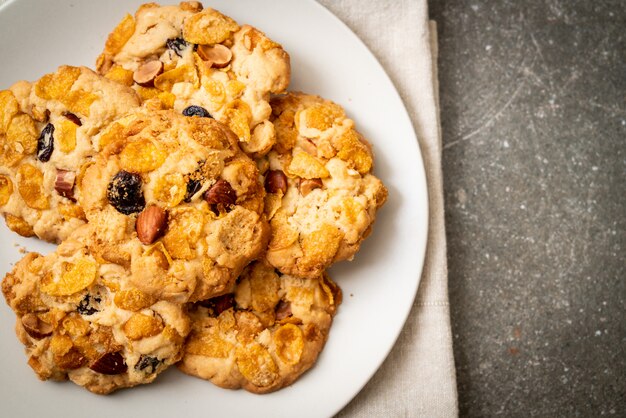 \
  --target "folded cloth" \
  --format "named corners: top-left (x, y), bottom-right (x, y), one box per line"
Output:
top-left (314, 1), bottom-right (459, 416)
